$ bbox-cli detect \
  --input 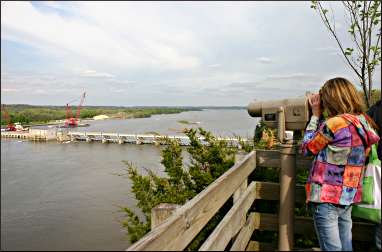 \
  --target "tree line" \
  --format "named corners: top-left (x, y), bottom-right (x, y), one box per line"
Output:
top-left (0, 105), bottom-right (198, 125)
